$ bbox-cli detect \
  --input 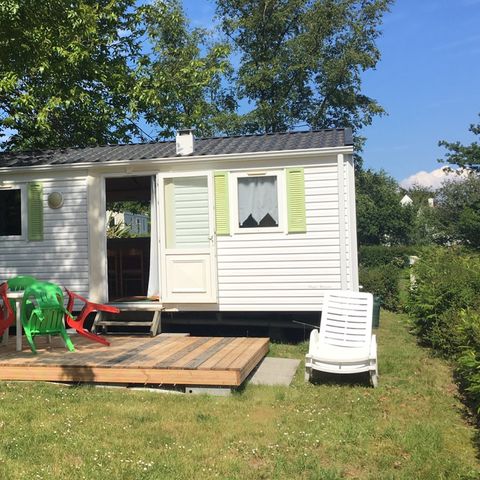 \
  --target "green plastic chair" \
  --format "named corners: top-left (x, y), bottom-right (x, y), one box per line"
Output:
top-left (21, 282), bottom-right (75, 354)
top-left (7, 275), bottom-right (38, 291)
top-left (7, 276), bottom-right (39, 315)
